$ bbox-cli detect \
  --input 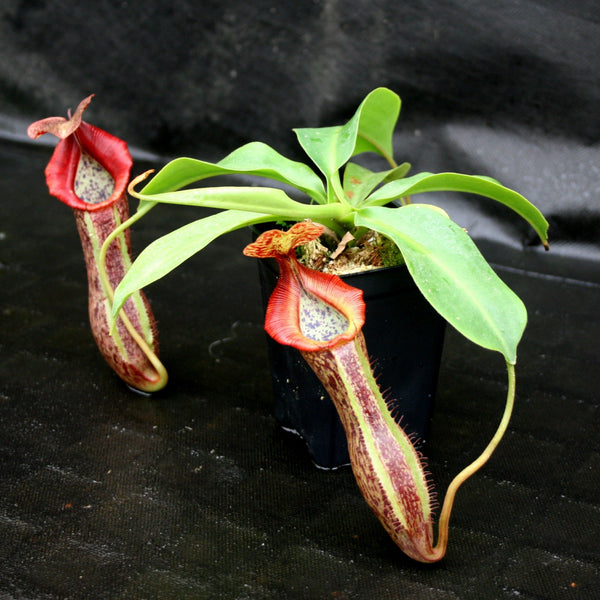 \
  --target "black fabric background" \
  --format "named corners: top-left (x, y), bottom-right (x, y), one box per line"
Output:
top-left (0, 2), bottom-right (599, 599)
top-left (2, 0), bottom-right (599, 276)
